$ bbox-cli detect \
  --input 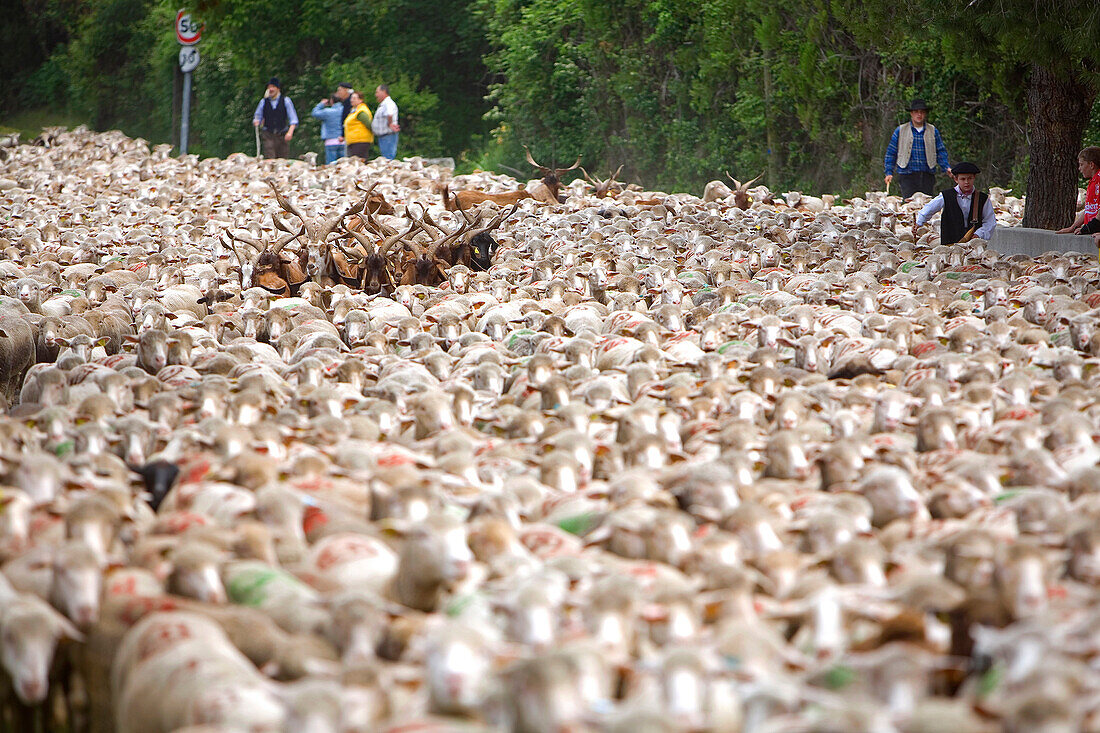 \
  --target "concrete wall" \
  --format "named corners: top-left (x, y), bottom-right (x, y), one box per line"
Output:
top-left (989, 226), bottom-right (1098, 258)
